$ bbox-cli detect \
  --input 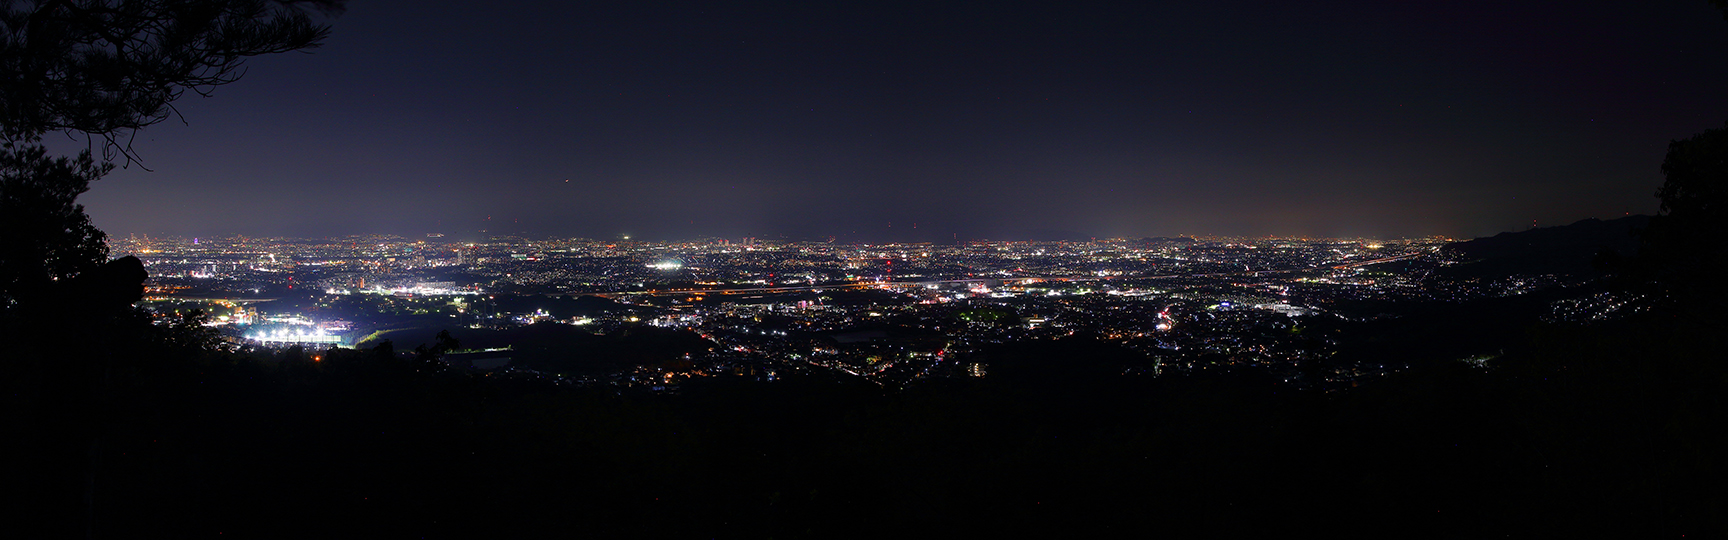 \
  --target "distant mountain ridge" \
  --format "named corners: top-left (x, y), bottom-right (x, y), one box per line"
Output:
top-left (1443, 215), bottom-right (1648, 277)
